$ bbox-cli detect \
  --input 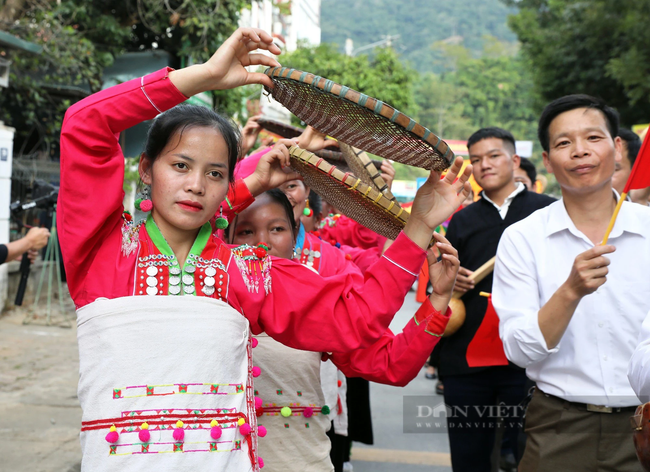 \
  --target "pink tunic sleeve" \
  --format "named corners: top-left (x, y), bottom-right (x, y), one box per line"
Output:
top-left (232, 231), bottom-right (426, 353)
top-left (328, 299), bottom-right (451, 386)
top-left (58, 67), bottom-right (188, 307)
top-left (307, 233), bottom-right (362, 278)
top-left (319, 215), bottom-right (387, 251)
top-left (339, 243), bottom-right (380, 274)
